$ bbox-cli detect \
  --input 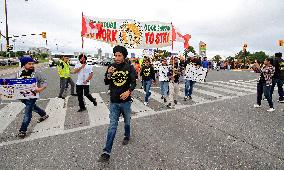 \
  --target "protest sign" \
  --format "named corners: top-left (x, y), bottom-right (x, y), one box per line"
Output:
top-left (184, 64), bottom-right (207, 82)
top-left (82, 15), bottom-right (172, 49)
top-left (159, 66), bottom-right (171, 81)
top-left (0, 78), bottom-right (39, 100)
